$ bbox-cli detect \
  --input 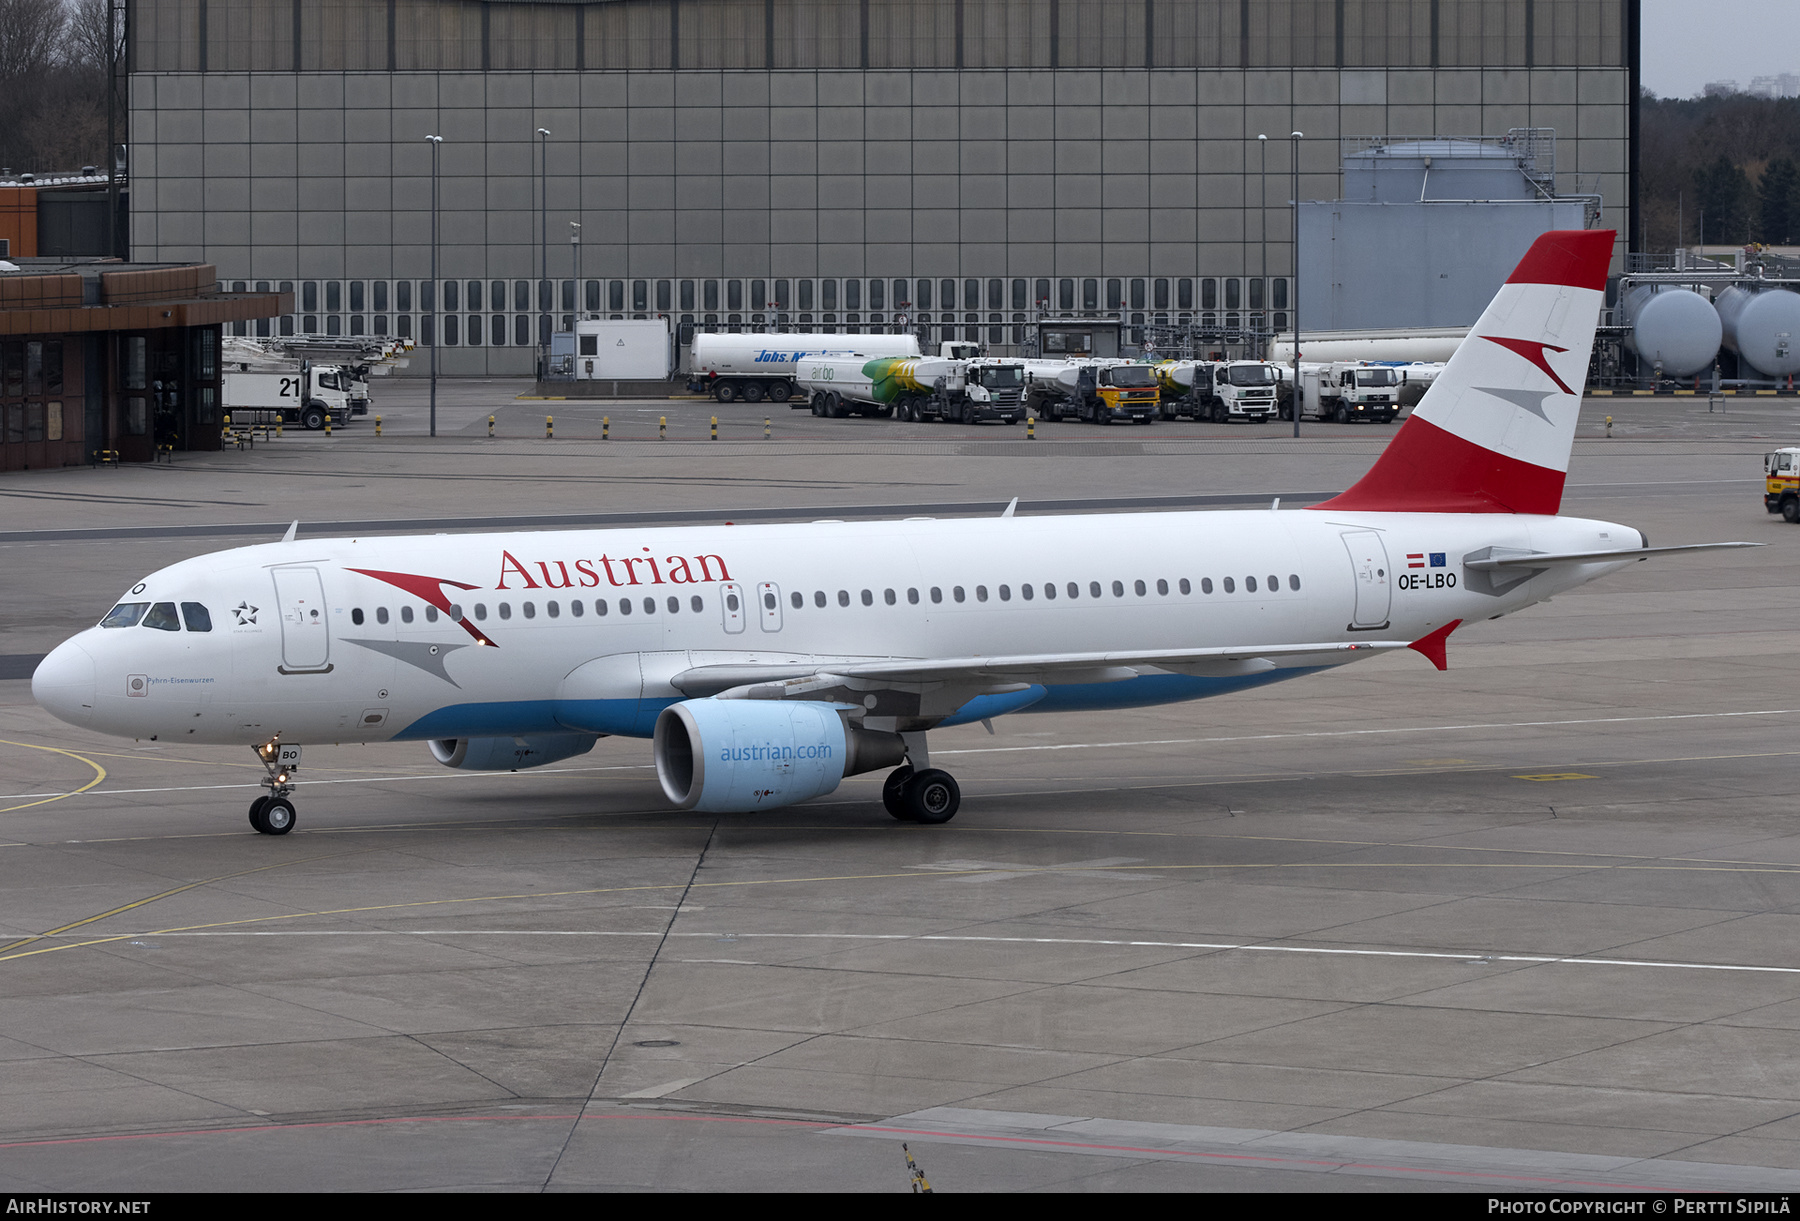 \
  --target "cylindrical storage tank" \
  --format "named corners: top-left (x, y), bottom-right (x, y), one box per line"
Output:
top-left (1621, 286), bottom-right (1721, 377)
top-left (1716, 286), bottom-right (1800, 378)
